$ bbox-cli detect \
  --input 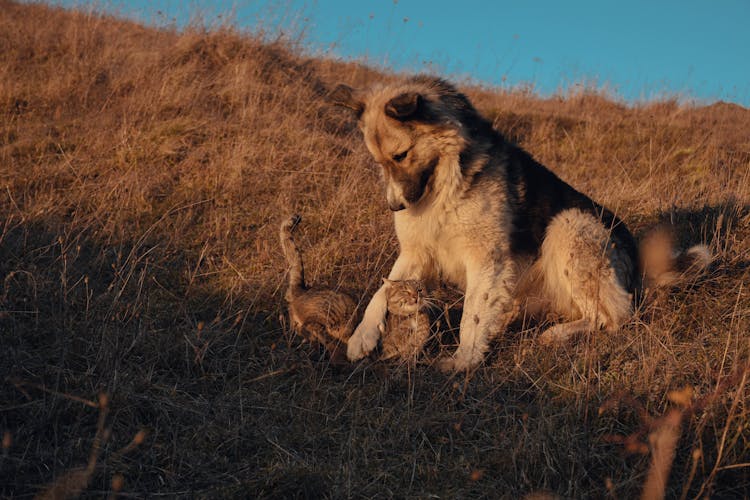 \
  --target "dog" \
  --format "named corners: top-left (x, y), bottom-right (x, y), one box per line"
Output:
top-left (331, 76), bottom-right (710, 372)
